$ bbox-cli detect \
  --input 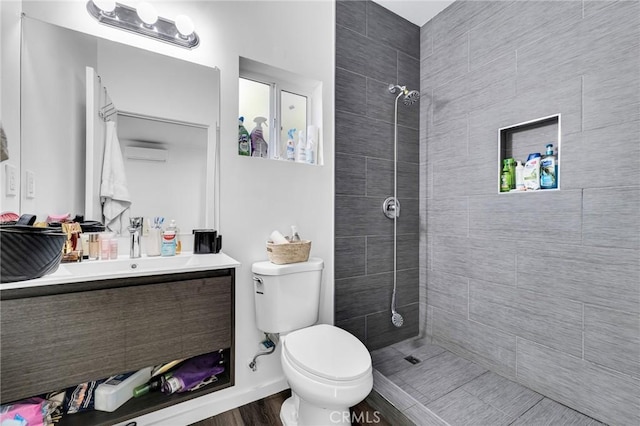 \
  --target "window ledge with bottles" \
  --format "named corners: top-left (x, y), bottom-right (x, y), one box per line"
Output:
top-left (498, 114), bottom-right (561, 194)
top-left (238, 57), bottom-right (323, 166)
